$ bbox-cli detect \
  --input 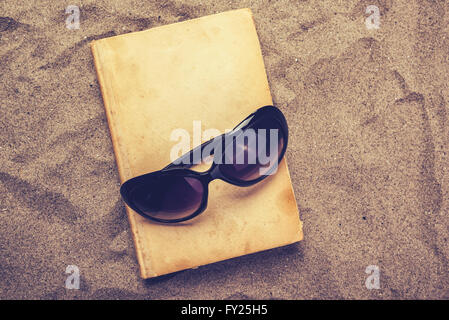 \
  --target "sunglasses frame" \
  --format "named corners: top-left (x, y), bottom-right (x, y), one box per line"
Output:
top-left (120, 105), bottom-right (288, 223)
